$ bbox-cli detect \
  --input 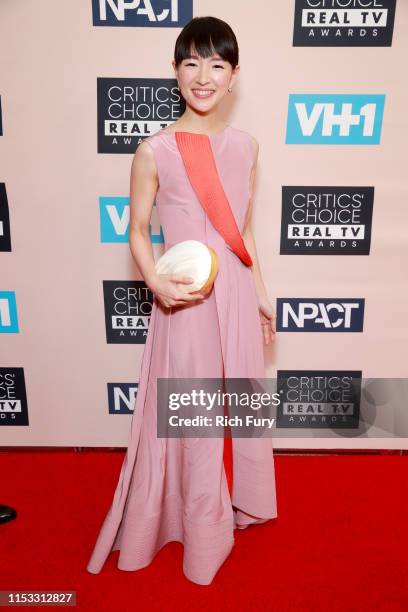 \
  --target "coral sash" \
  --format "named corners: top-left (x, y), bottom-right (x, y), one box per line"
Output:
top-left (176, 130), bottom-right (247, 496)
top-left (175, 131), bottom-right (253, 267)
